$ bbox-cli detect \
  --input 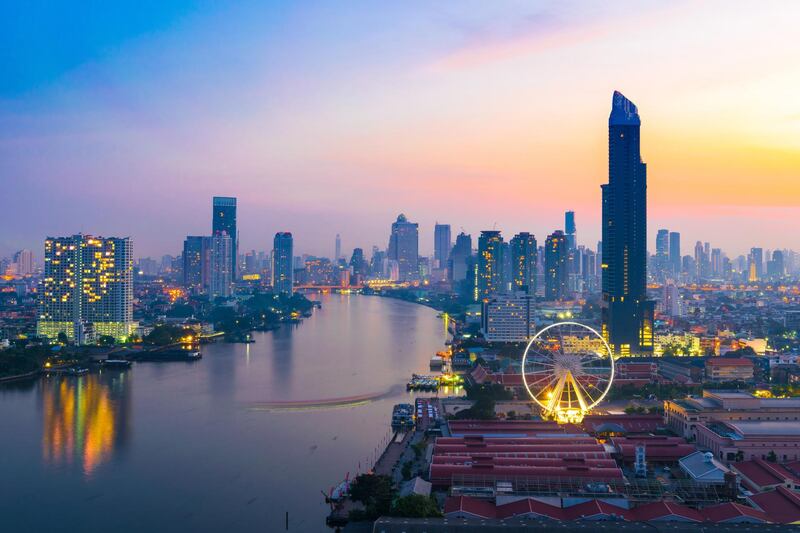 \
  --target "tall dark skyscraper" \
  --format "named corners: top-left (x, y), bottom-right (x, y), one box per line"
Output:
top-left (449, 232), bottom-right (472, 283)
top-left (601, 91), bottom-right (653, 355)
top-left (183, 235), bottom-right (212, 292)
top-left (272, 232), bottom-right (294, 294)
top-left (564, 211), bottom-right (576, 251)
top-left (434, 223), bottom-right (452, 271)
top-left (544, 230), bottom-right (568, 300)
top-left (212, 196), bottom-right (237, 279)
top-left (669, 231), bottom-right (681, 275)
top-left (477, 230), bottom-right (503, 300)
top-left (510, 232), bottom-right (537, 295)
